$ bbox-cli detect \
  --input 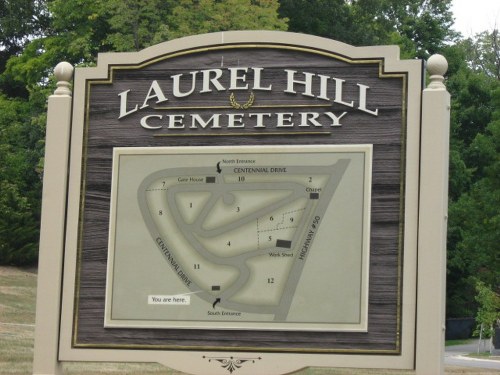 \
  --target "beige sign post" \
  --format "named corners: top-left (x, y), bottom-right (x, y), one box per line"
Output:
top-left (33, 61), bottom-right (73, 375)
top-left (33, 31), bottom-right (450, 375)
top-left (416, 54), bottom-right (450, 375)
